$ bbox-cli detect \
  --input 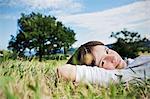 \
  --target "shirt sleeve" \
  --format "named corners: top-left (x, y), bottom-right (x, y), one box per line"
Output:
top-left (76, 64), bottom-right (150, 86)
top-left (76, 65), bottom-right (120, 86)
